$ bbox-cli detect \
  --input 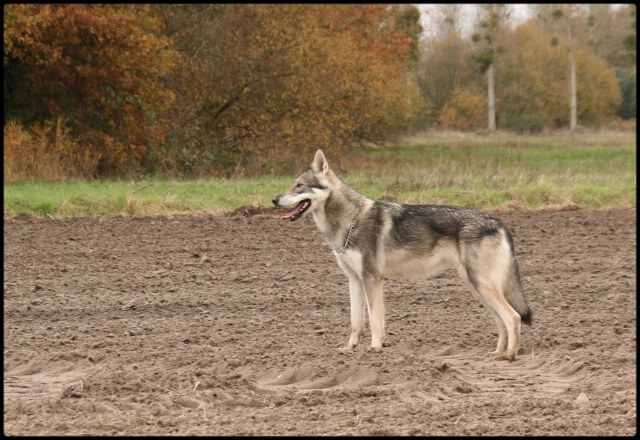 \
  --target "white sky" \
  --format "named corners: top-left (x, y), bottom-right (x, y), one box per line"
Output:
top-left (416, 4), bottom-right (532, 39)
top-left (416, 4), bottom-right (626, 40)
